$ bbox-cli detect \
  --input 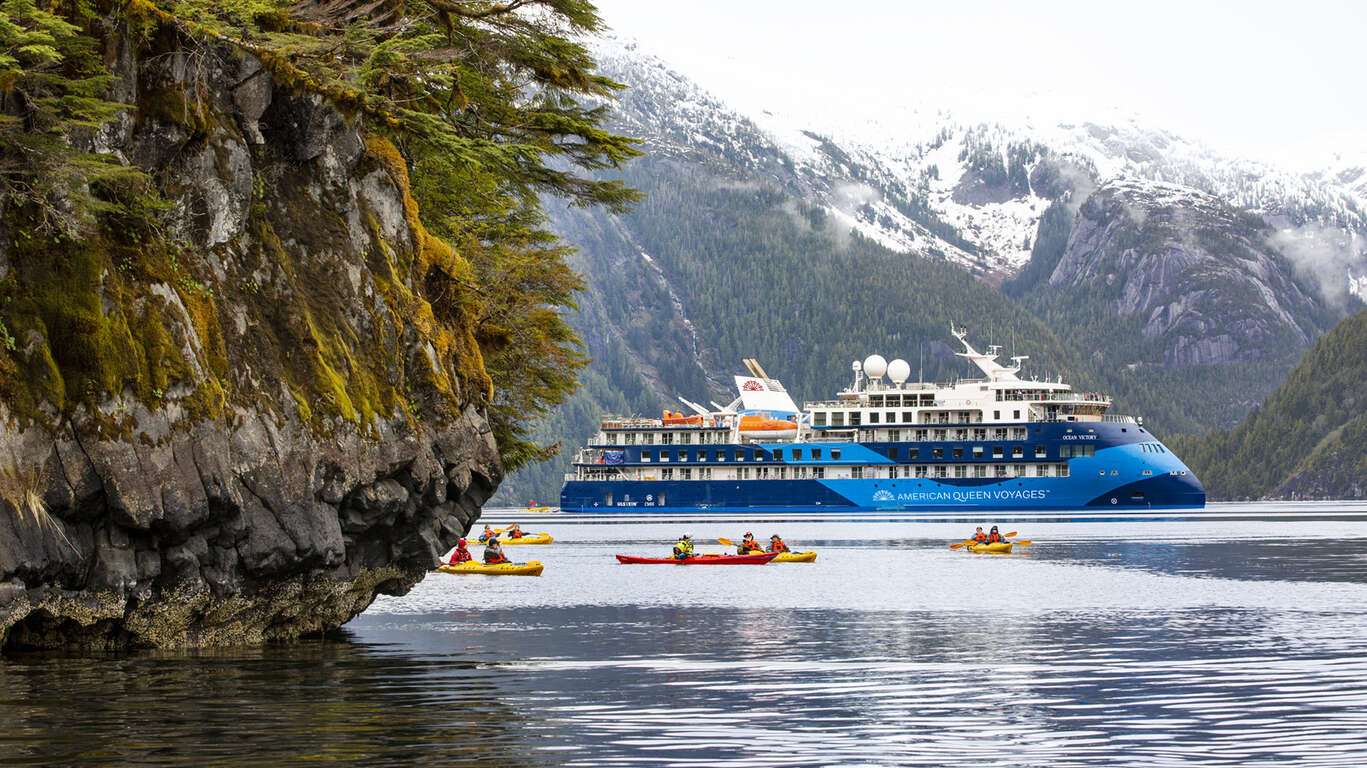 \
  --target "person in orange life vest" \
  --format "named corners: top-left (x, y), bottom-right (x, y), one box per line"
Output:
top-left (986, 526), bottom-right (1006, 544)
top-left (483, 538), bottom-right (510, 564)
top-left (970, 527), bottom-right (988, 543)
top-left (506, 524), bottom-right (525, 539)
top-left (737, 532), bottom-right (763, 554)
top-left (448, 539), bottom-right (472, 564)
top-left (768, 534), bottom-right (790, 553)
top-left (478, 524), bottom-right (496, 542)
